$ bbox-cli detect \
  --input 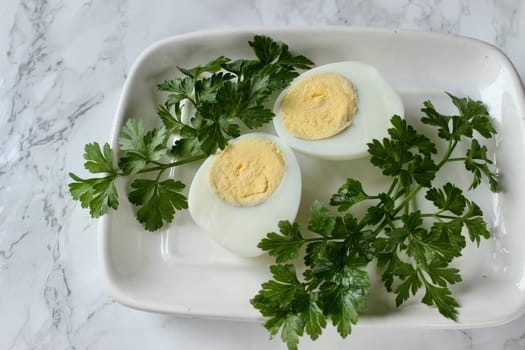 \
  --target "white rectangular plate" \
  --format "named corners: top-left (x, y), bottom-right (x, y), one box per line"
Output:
top-left (100, 27), bottom-right (525, 327)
